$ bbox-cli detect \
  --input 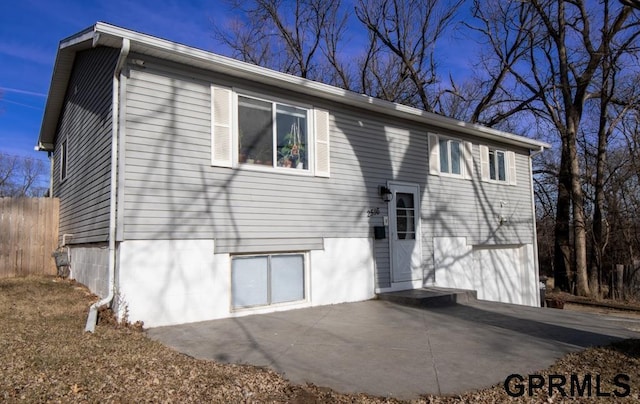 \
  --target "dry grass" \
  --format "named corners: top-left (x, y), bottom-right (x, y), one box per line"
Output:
top-left (1, 276), bottom-right (639, 403)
